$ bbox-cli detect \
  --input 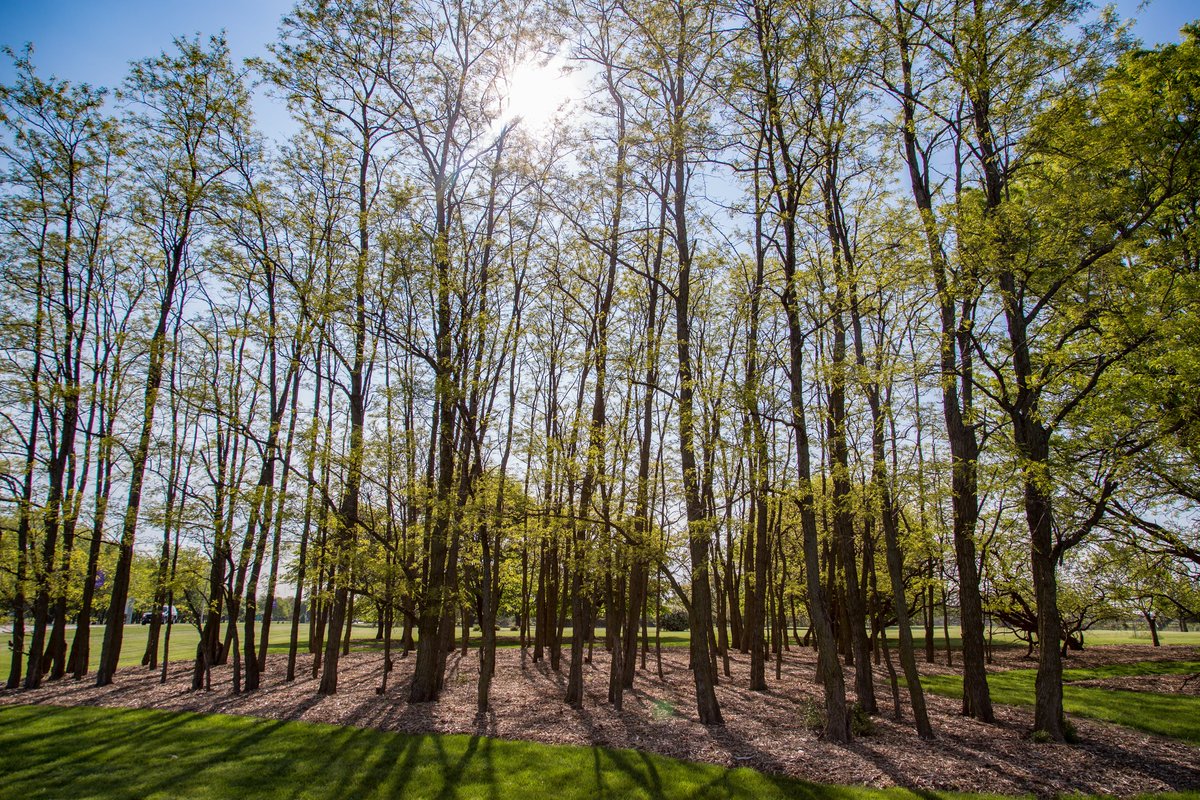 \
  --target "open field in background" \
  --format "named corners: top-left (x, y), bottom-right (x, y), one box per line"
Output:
top-left (890, 628), bottom-right (1200, 650)
top-left (483, 625), bottom-right (1200, 650)
top-left (0, 623), bottom-right (692, 678)
top-left (4, 621), bottom-right (1196, 682)
top-left (0, 624), bottom-right (380, 679)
